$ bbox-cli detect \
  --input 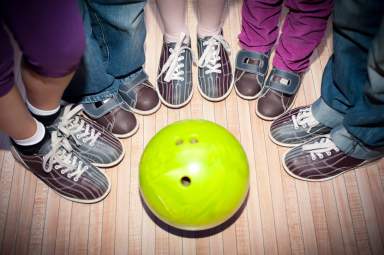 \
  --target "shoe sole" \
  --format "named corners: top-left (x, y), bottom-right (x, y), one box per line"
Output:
top-left (113, 119), bottom-right (140, 139)
top-left (128, 99), bottom-right (162, 116)
top-left (234, 85), bottom-right (263, 101)
top-left (197, 75), bottom-right (234, 102)
top-left (11, 146), bottom-right (112, 204)
top-left (281, 149), bottom-right (378, 182)
top-left (156, 85), bottom-right (194, 109)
